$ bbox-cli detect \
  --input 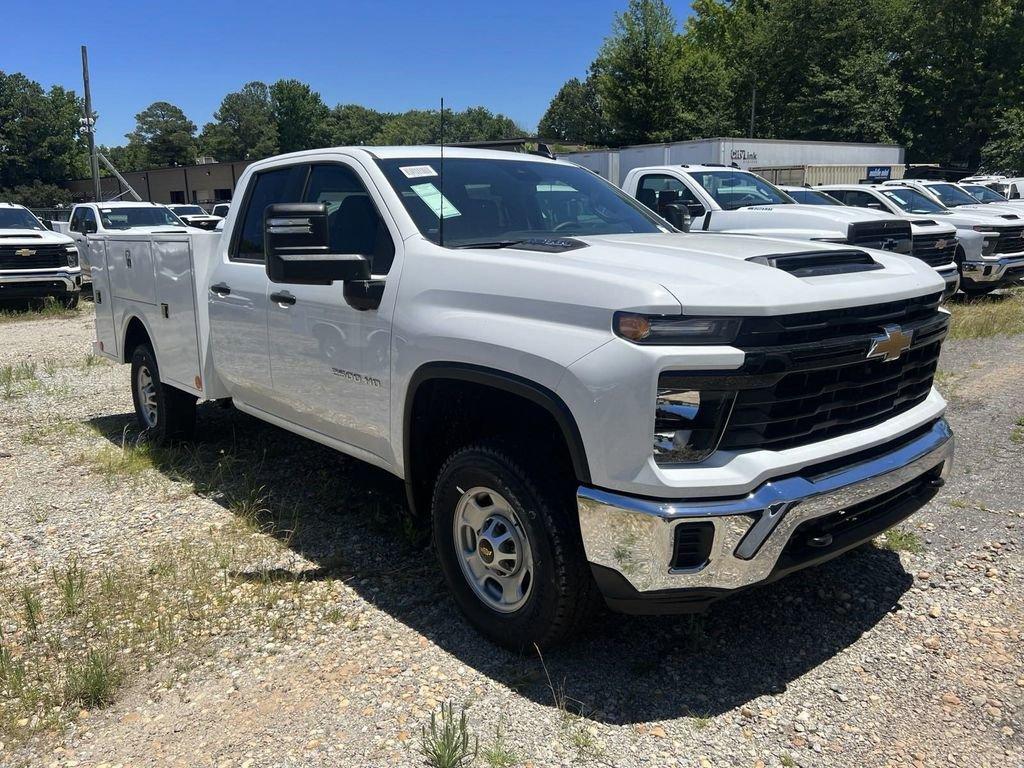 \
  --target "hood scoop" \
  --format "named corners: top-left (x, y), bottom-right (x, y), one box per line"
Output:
top-left (913, 219), bottom-right (938, 226)
top-left (999, 214), bottom-right (1021, 220)
top-left (748, 249), bottom-right (883, 278)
